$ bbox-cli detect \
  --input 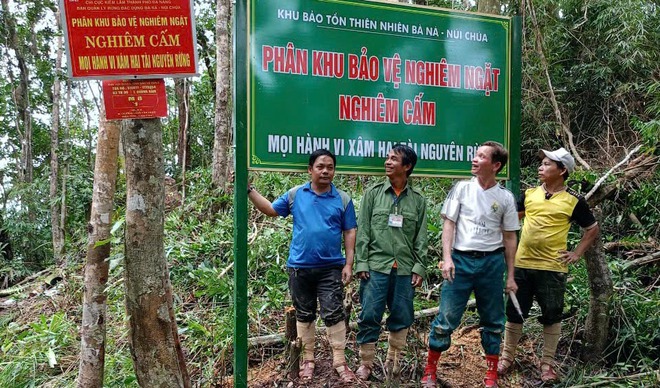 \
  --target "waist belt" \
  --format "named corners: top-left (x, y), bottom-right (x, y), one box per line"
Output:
top-left (453, 247), bottom-right (505, 258)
